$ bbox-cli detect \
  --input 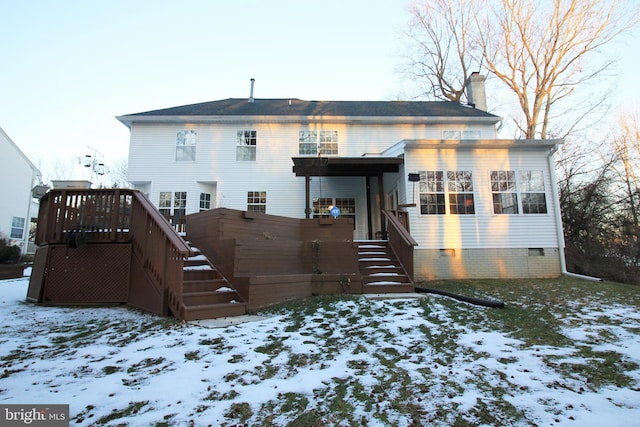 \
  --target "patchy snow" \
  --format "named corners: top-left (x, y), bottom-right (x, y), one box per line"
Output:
top-left (214, 287), bottom-right (236, 293)
top-left (1, 275), bottom-right (639, 426)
